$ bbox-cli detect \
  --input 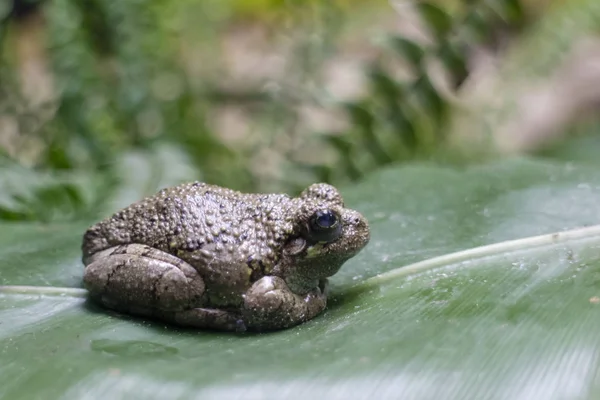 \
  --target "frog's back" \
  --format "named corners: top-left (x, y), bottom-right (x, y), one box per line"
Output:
top-left (82, 181), bottom-right (293, 262)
